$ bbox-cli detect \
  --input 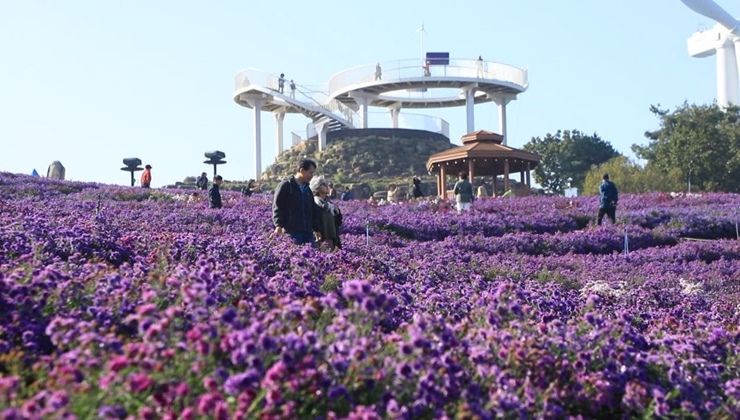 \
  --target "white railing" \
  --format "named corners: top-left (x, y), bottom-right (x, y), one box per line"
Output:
top-left (298, 88), bottom-right (359, 128)
top-left (327, 58), bottom-right (528, 96)
top-left (234, 69), bottom-right (357, 128)
top-left (234, 68), bottom-right (271, 90)
top-left (367, 112), bottom-right (450, 137)
top-left (235, 60), bottom-right (524, 136)
top-left (289, 113), bottom-right (451, 145)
